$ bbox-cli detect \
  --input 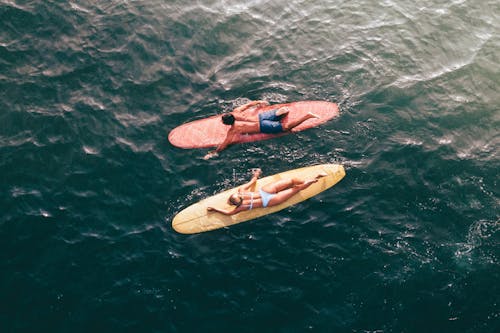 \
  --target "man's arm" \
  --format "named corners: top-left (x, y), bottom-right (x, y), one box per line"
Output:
top-left (233, 100), bottom-right (269, 114)
top-left (204, 127), bottom-right (236, 159)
